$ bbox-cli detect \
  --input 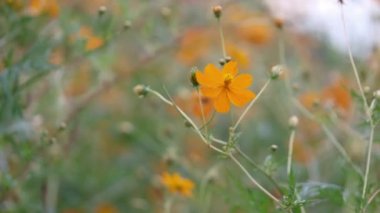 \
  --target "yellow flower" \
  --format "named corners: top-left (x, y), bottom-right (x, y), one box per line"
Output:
top-left (195, 61), bottom-right (256, 113)
top-left (161, 172), bottom-right (194, 197)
